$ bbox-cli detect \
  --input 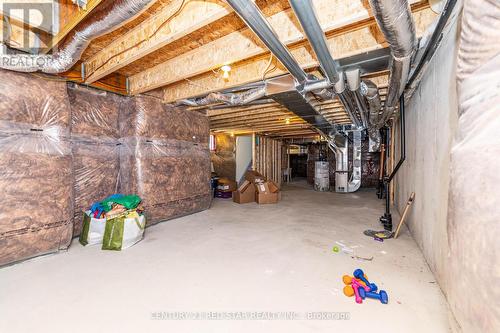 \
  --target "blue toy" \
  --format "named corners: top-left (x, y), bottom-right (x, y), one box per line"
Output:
top-left (359, 288), bottom-right (389, 304)
top-left (353, 269), bottom-right (378, 292)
